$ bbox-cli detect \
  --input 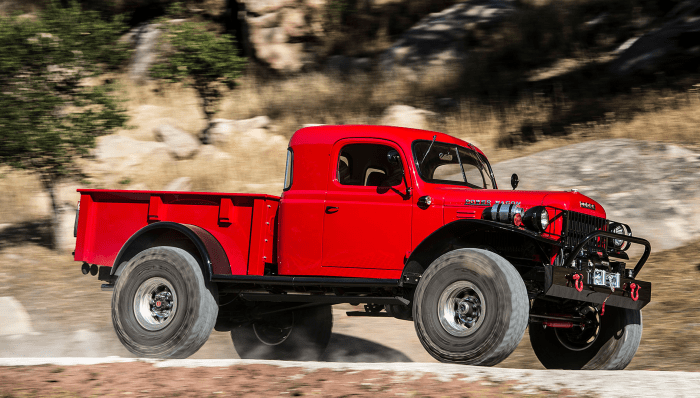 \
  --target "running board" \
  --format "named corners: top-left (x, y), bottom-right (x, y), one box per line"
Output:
top-left (238, 292), bottom-right (409, 306)
top-left (212, 274), bottom-right (400, 288)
